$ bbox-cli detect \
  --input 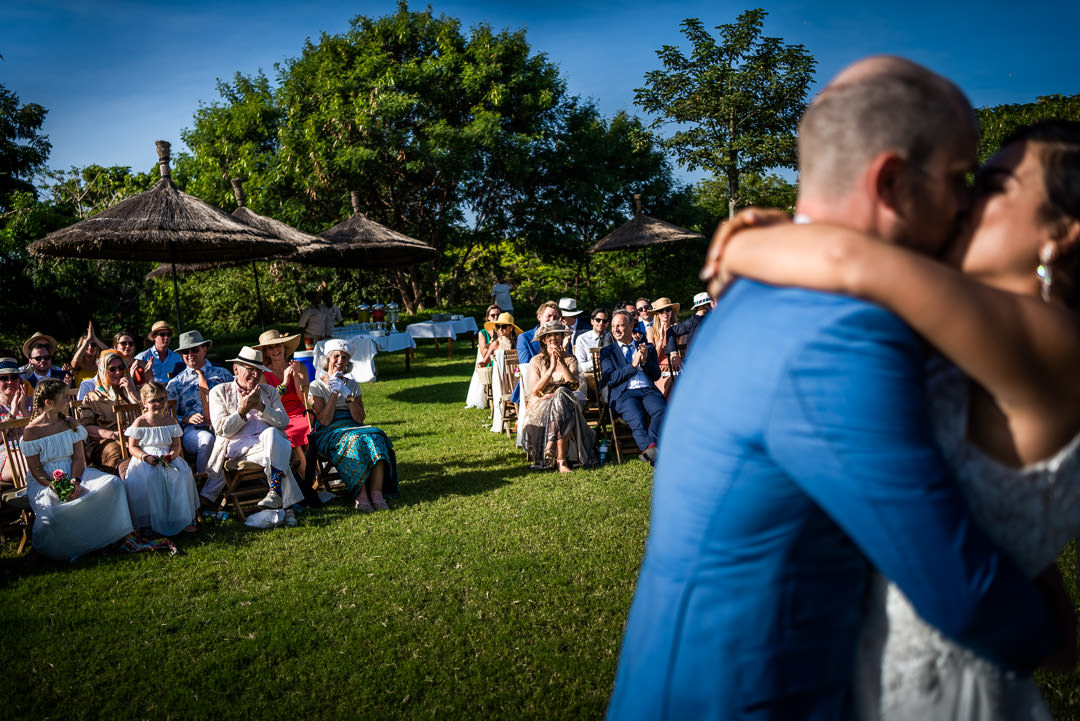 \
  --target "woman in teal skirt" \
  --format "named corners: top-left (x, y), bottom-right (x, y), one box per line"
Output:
top-left (308, 339), bottom-right (398, 512)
